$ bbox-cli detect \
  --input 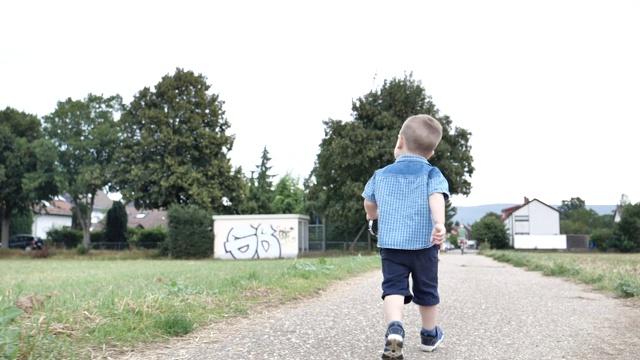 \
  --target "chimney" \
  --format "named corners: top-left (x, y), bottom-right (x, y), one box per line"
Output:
top-left (524, 197), bottom-right (530, 203)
